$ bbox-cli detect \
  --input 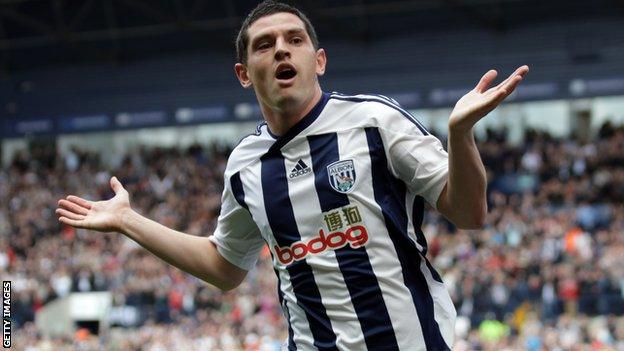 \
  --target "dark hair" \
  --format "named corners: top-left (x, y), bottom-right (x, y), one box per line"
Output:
top-left (236, 1), bottom-right (319, 64)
